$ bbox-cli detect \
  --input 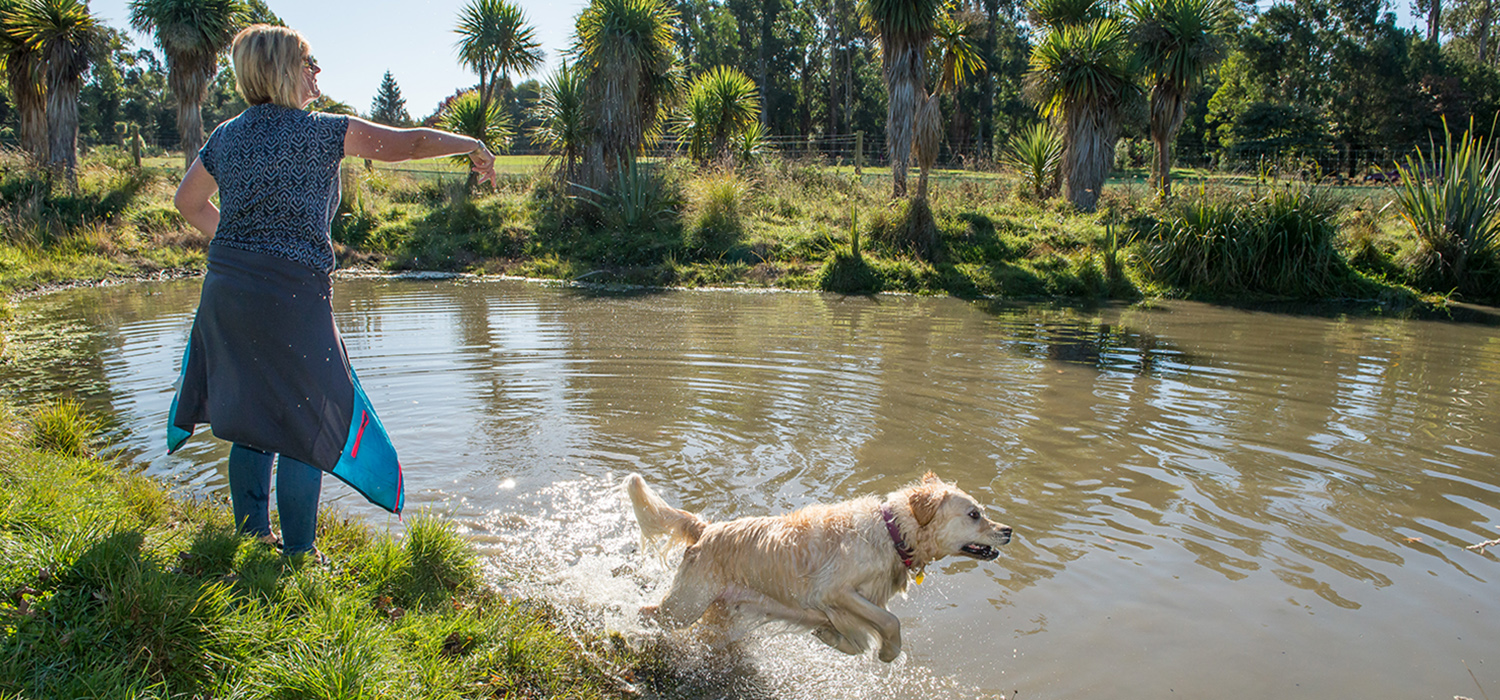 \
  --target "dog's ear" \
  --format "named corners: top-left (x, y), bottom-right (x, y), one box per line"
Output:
top-left (908, 485), bottom-right (946, 528)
